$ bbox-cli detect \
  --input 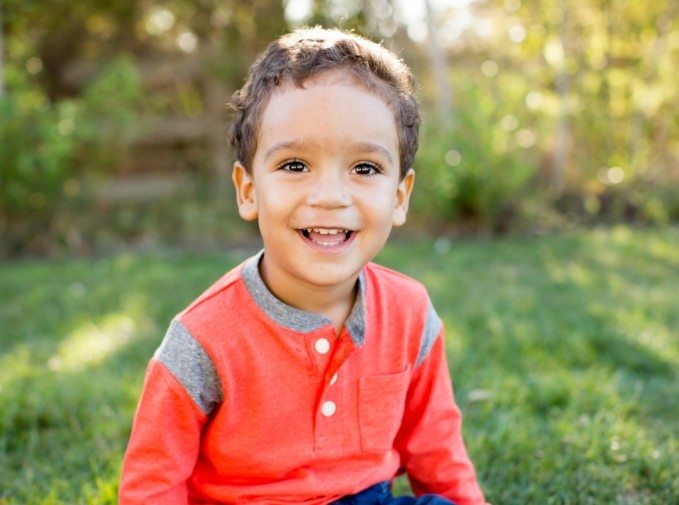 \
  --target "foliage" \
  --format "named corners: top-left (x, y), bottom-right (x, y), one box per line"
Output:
top-left (1, 0), bottom-right (288, 257)
top-left (0, 90), bottom-right (76, 254)
top-left (412, 79), bottom-right (539, 233)
top-left (0, 228), bottom-right (677, 503)
top-left (471, 0), bottom-right (678, 226)
top-left (408, 0), bottom-right (679, 234)
top-left (1, 0), bottom-right (678, 255)
top-left (0, 57), bottom-right (142, 256)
